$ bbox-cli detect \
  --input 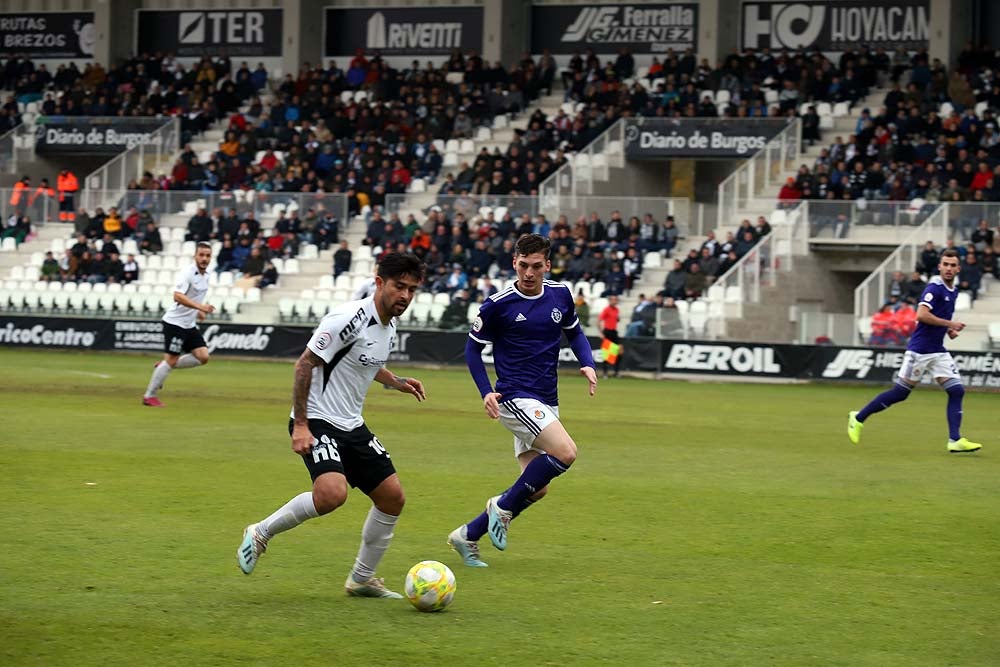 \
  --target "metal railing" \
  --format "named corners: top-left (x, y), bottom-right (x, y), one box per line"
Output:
top-left (99, 189), bottom-right (348, 228)
top-left (0, 123), bottom-right (19, 174)
top-left (716, 118), bottom-right (801, 230)
top-left (853, 203), bottom-right (949, 332)
top-left (384, 193), bottom-right (697, 239)
top-left (537, 118), bottom-right (626, 206)
top-left (82, 118), bottom-right (180, 213)
top-left (702, 207), bottom-right (806, 338)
